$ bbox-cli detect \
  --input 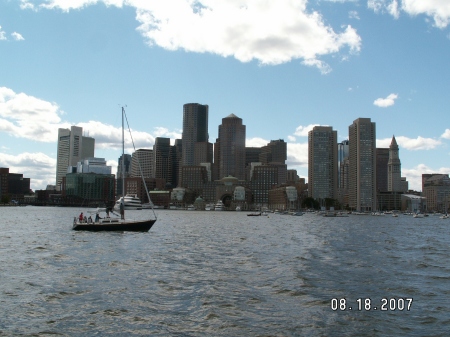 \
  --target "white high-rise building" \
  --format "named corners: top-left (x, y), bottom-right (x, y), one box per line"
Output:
top-left (56, 126), bottom-right (95, 189)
